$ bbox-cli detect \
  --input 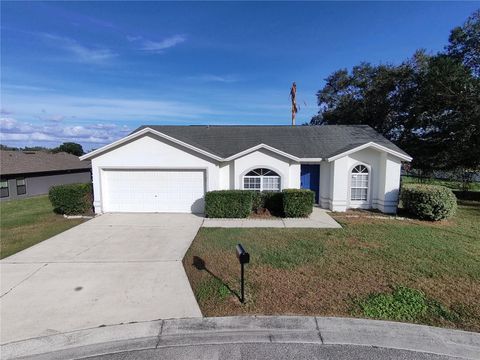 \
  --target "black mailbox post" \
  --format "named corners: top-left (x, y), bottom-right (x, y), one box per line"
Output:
top-left (236, 244), bottom-right (250, 303)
